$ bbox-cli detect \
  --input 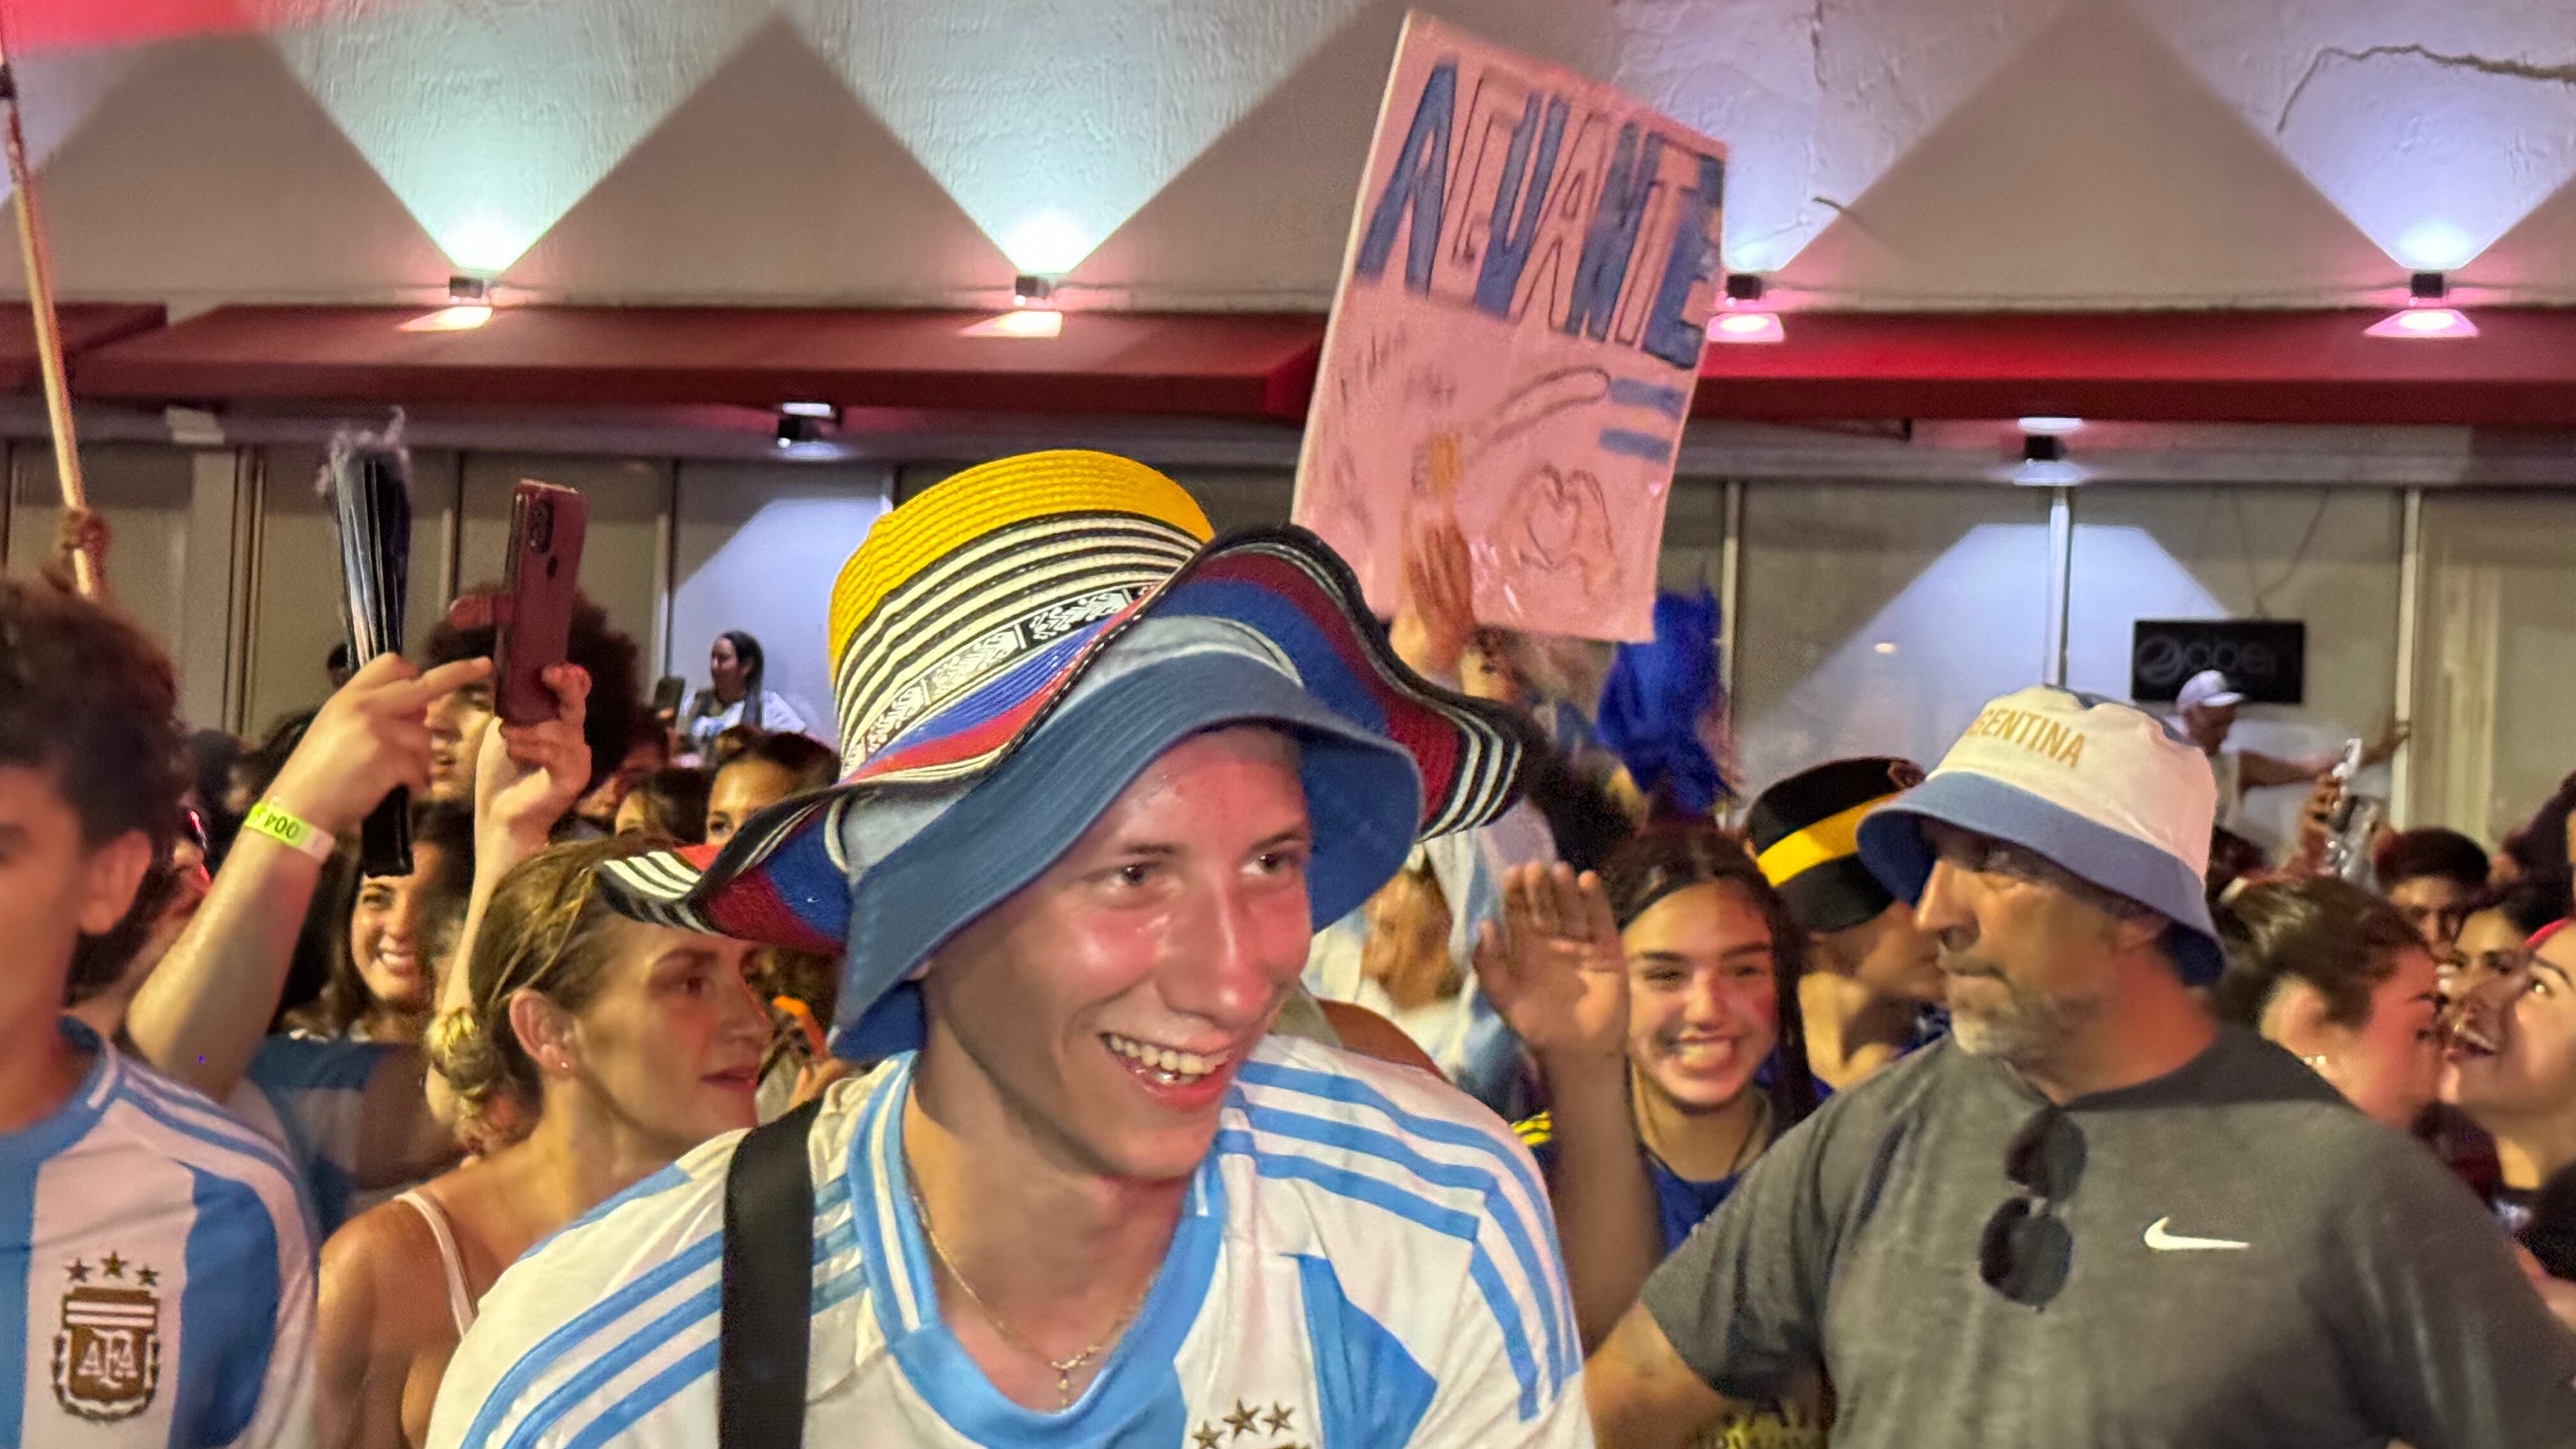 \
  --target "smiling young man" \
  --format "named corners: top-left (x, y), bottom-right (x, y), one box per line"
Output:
top-left (0, 579), bottom-right (316, 1447)
top-left (427, 451), bottom-right (1586, 1449)
top-left (1584, 686), bottom-right (2576, 1449)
